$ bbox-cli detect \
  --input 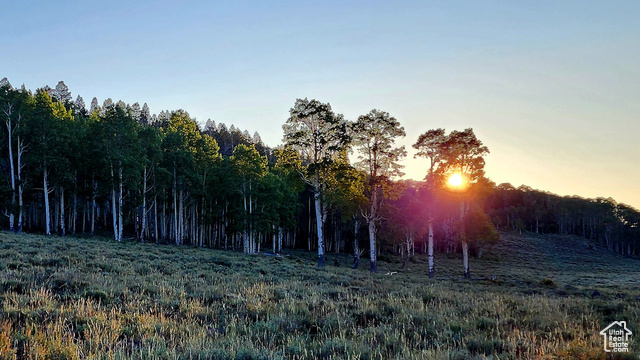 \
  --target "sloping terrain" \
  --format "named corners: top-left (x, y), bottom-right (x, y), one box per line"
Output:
top-left (0, 230), bottom-right (638, 359)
